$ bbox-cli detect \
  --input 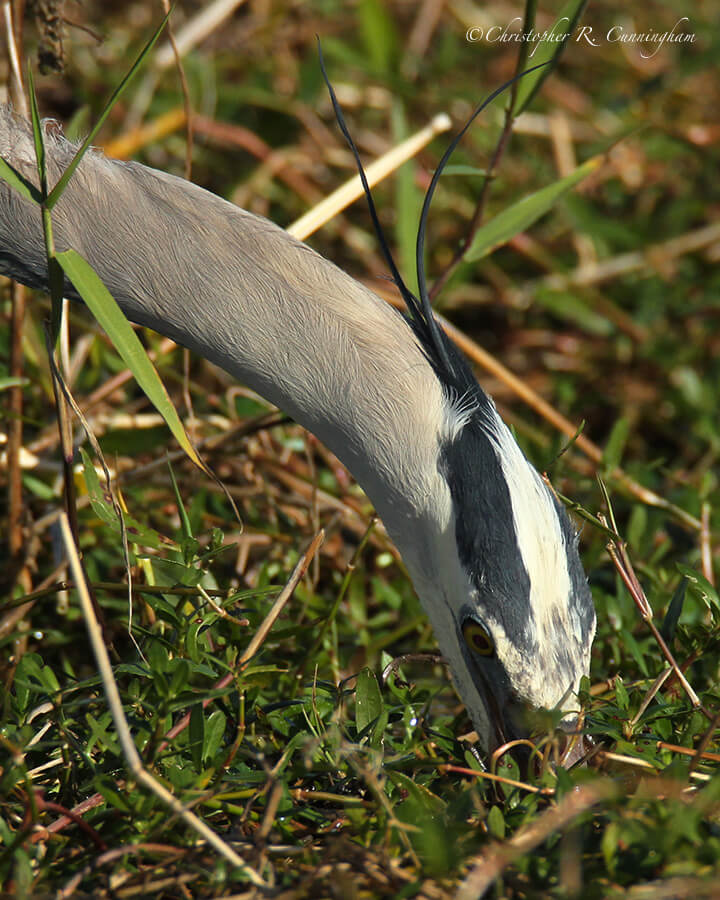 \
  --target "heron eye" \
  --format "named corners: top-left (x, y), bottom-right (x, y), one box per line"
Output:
top-left (462, 620), bottom-right (495, 657)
